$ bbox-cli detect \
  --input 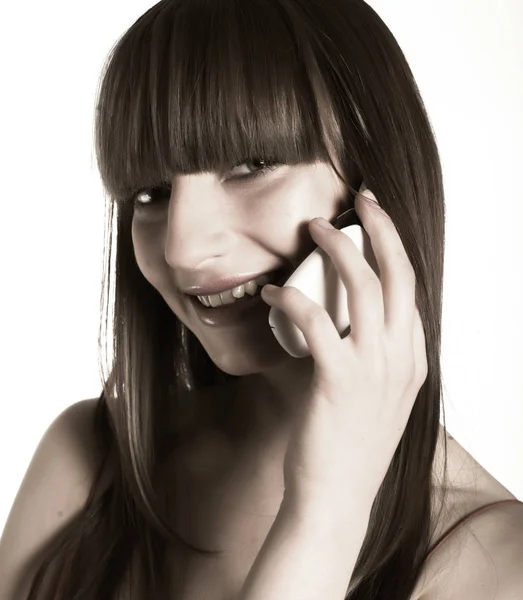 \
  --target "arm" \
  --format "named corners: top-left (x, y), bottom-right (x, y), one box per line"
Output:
top-left (249, 192), bottom-right (427, 598)
top-left (0, 398), bottom-right (102, 600)
top-left (238, 492), bottom-right (372, 600)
